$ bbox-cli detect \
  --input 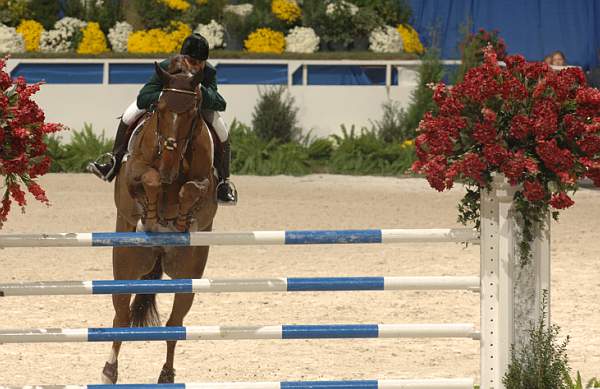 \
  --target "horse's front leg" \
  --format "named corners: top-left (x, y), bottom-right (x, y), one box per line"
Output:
top-left (141, 168), bottom-right (161, 231)
top-left (158, 292), bottom-right (196, 383)
top-left (174, 179), bottom-right (210, 232)
top-left (101, 291), bottom-right (131, 384)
